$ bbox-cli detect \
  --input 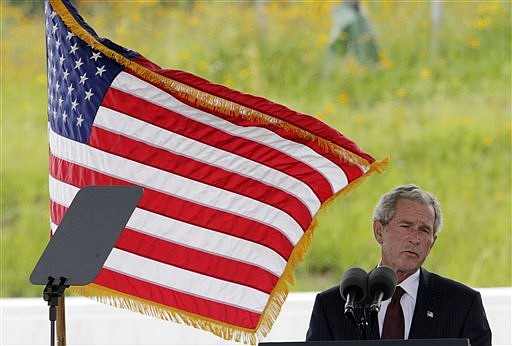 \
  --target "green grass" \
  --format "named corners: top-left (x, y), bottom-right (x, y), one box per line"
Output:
top-left (1, 1), bottom-right (510, 297)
